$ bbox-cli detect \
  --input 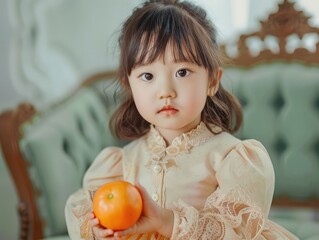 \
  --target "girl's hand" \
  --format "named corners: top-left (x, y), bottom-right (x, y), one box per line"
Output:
top-left (87, 211), bottom-right (115, 239)
top-left (113, 182), bottom-right (174, 239)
